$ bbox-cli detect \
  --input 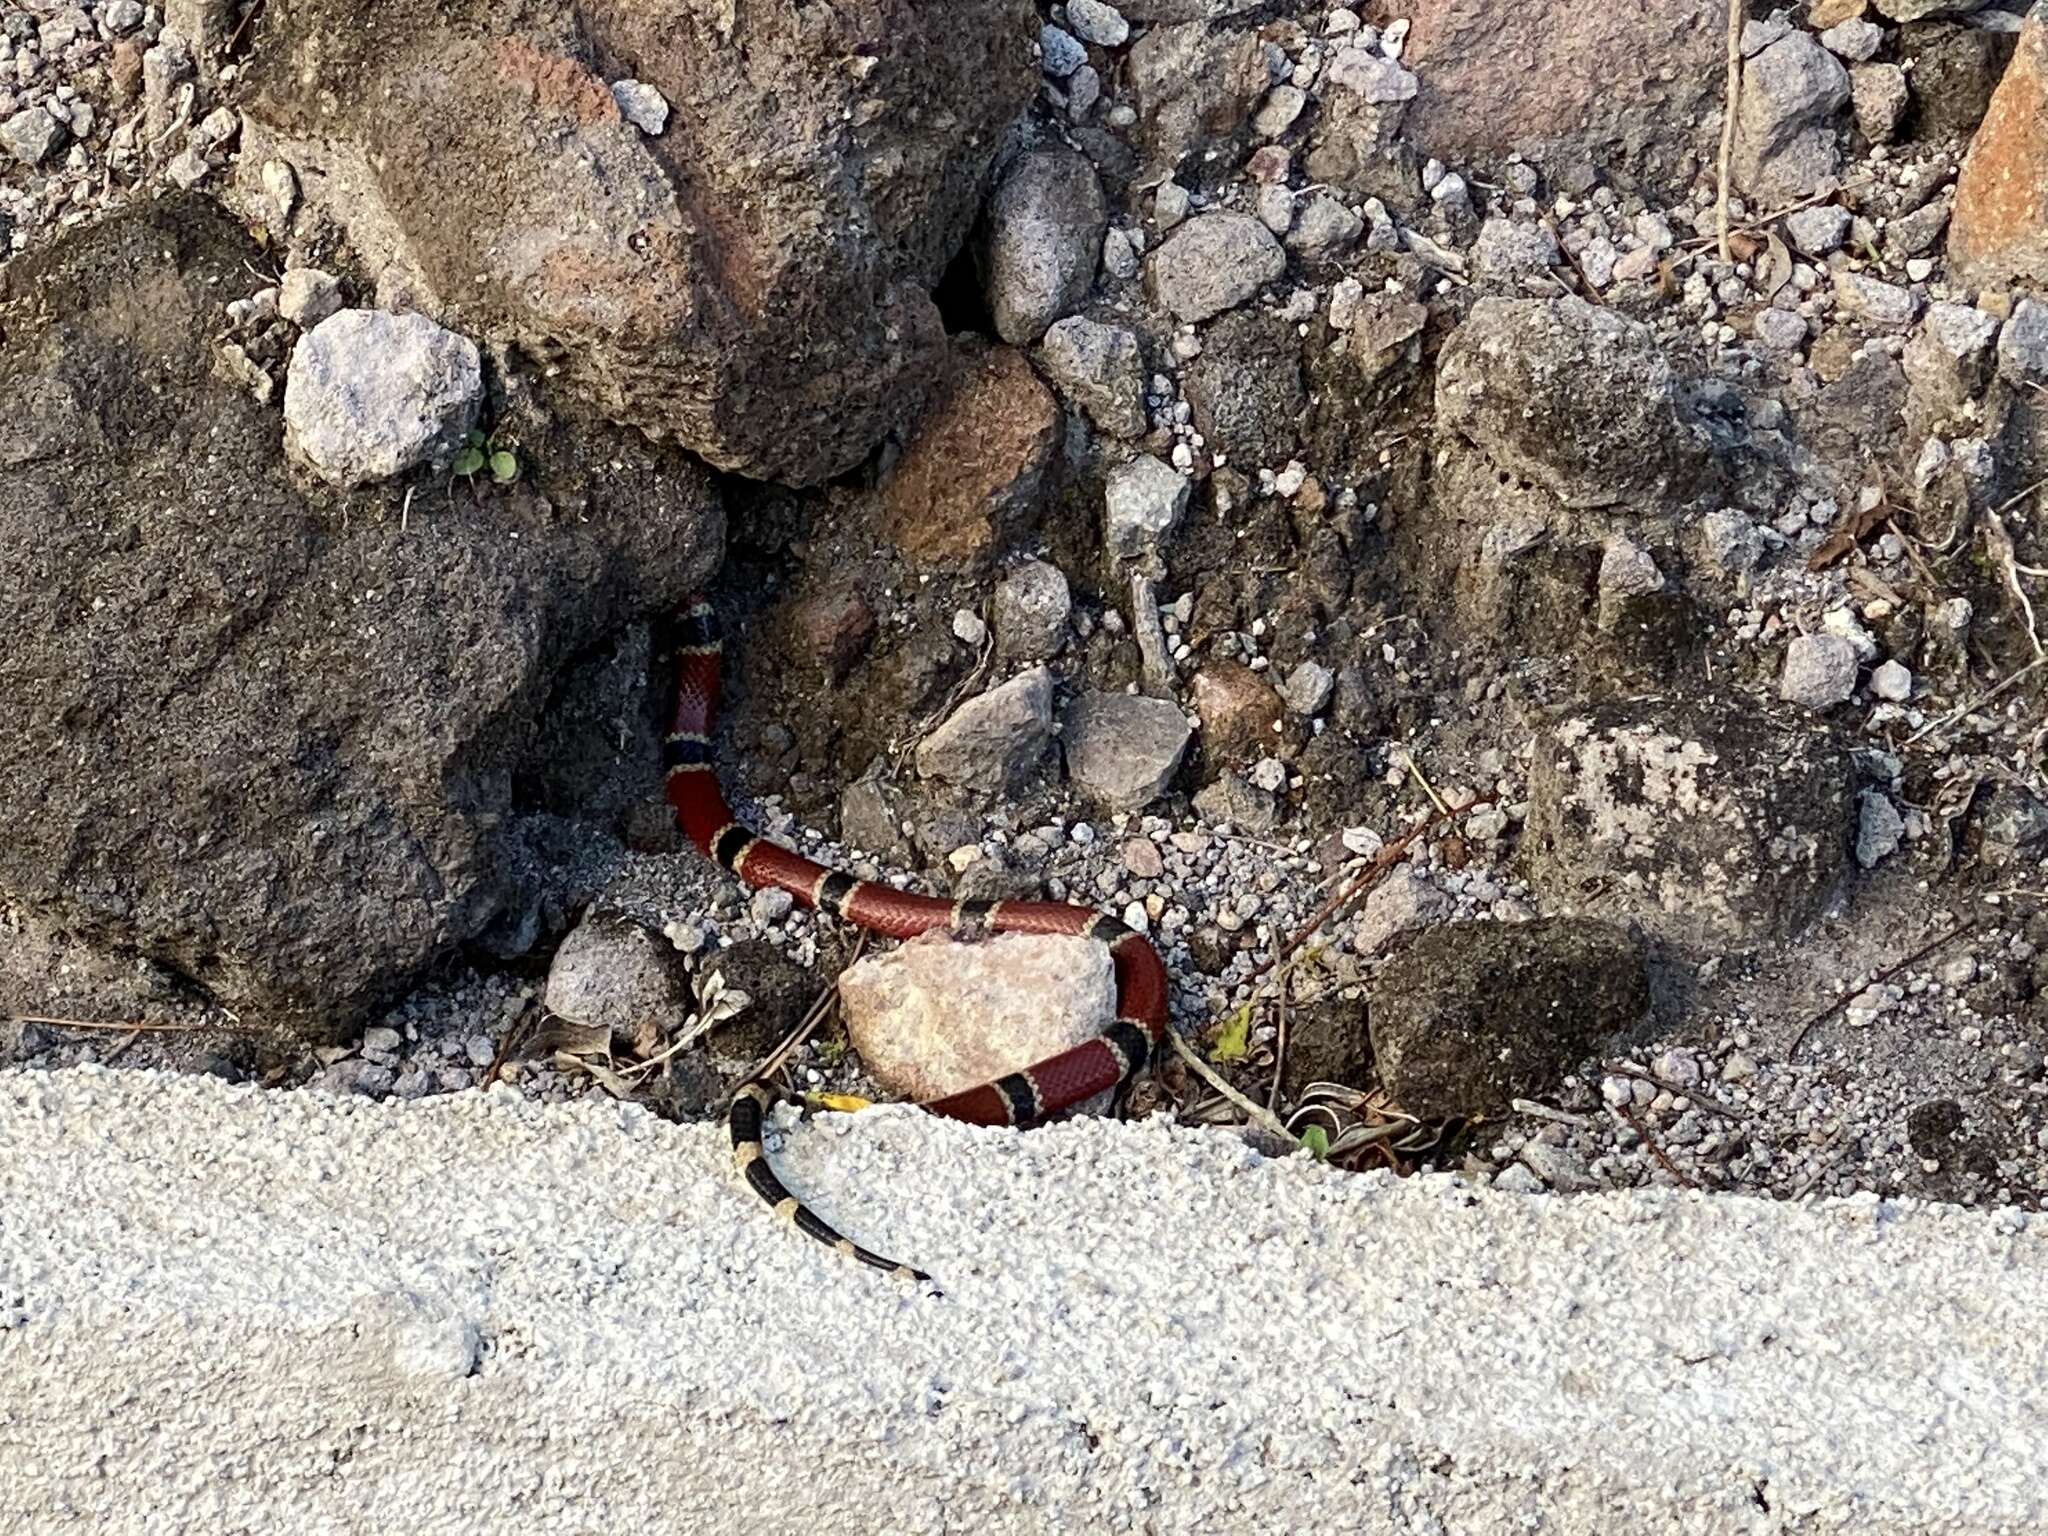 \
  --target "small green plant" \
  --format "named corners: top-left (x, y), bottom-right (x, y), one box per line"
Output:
top-left (453, 428), bottom-right (521, 486)
top-left (1298, 1124), bottom-right (1331, 1161)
